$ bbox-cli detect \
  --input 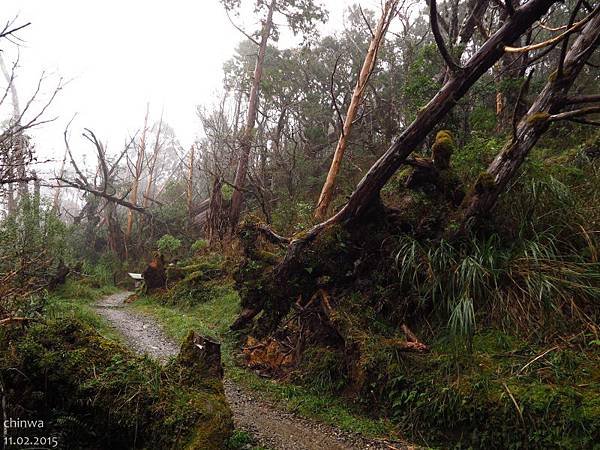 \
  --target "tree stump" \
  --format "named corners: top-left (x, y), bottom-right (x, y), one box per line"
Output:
top-left (142, 253), bottom-right (166, 291)
top-left (177, 331), bottom-right (224, 380)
